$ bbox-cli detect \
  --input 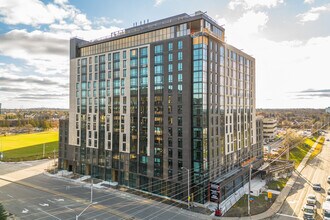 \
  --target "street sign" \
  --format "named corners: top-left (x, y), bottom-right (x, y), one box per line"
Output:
top-left (268, 191), bottom-right (272, 199)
